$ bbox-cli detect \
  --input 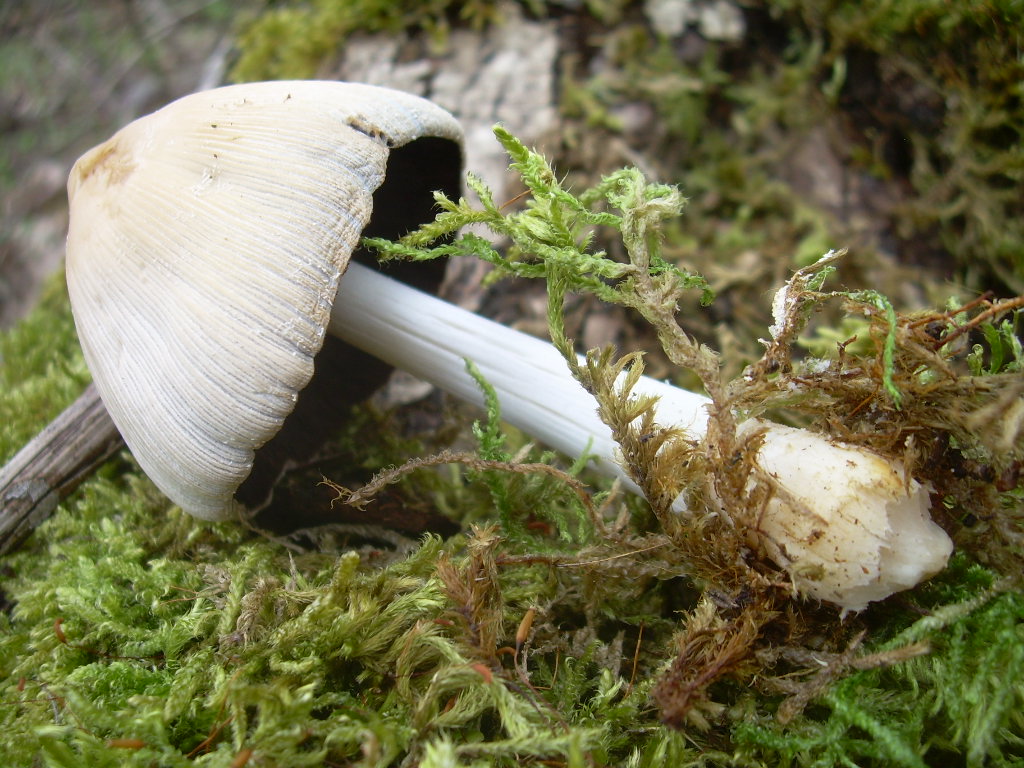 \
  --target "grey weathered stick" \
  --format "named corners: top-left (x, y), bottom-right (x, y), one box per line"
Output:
top-left (0, 383), bottom-right (123, 554)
